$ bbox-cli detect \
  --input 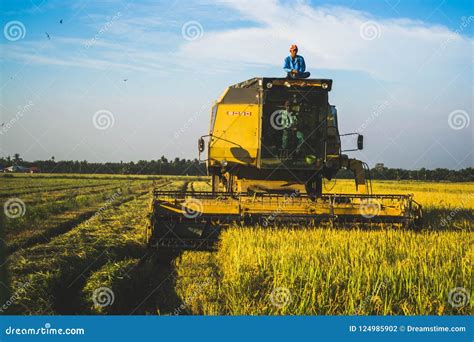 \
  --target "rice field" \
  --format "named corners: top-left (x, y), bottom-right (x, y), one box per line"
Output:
top-left (174, 179), bottom-right (473, 315)
top-left (0, 173), bottom-right (472, 315)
